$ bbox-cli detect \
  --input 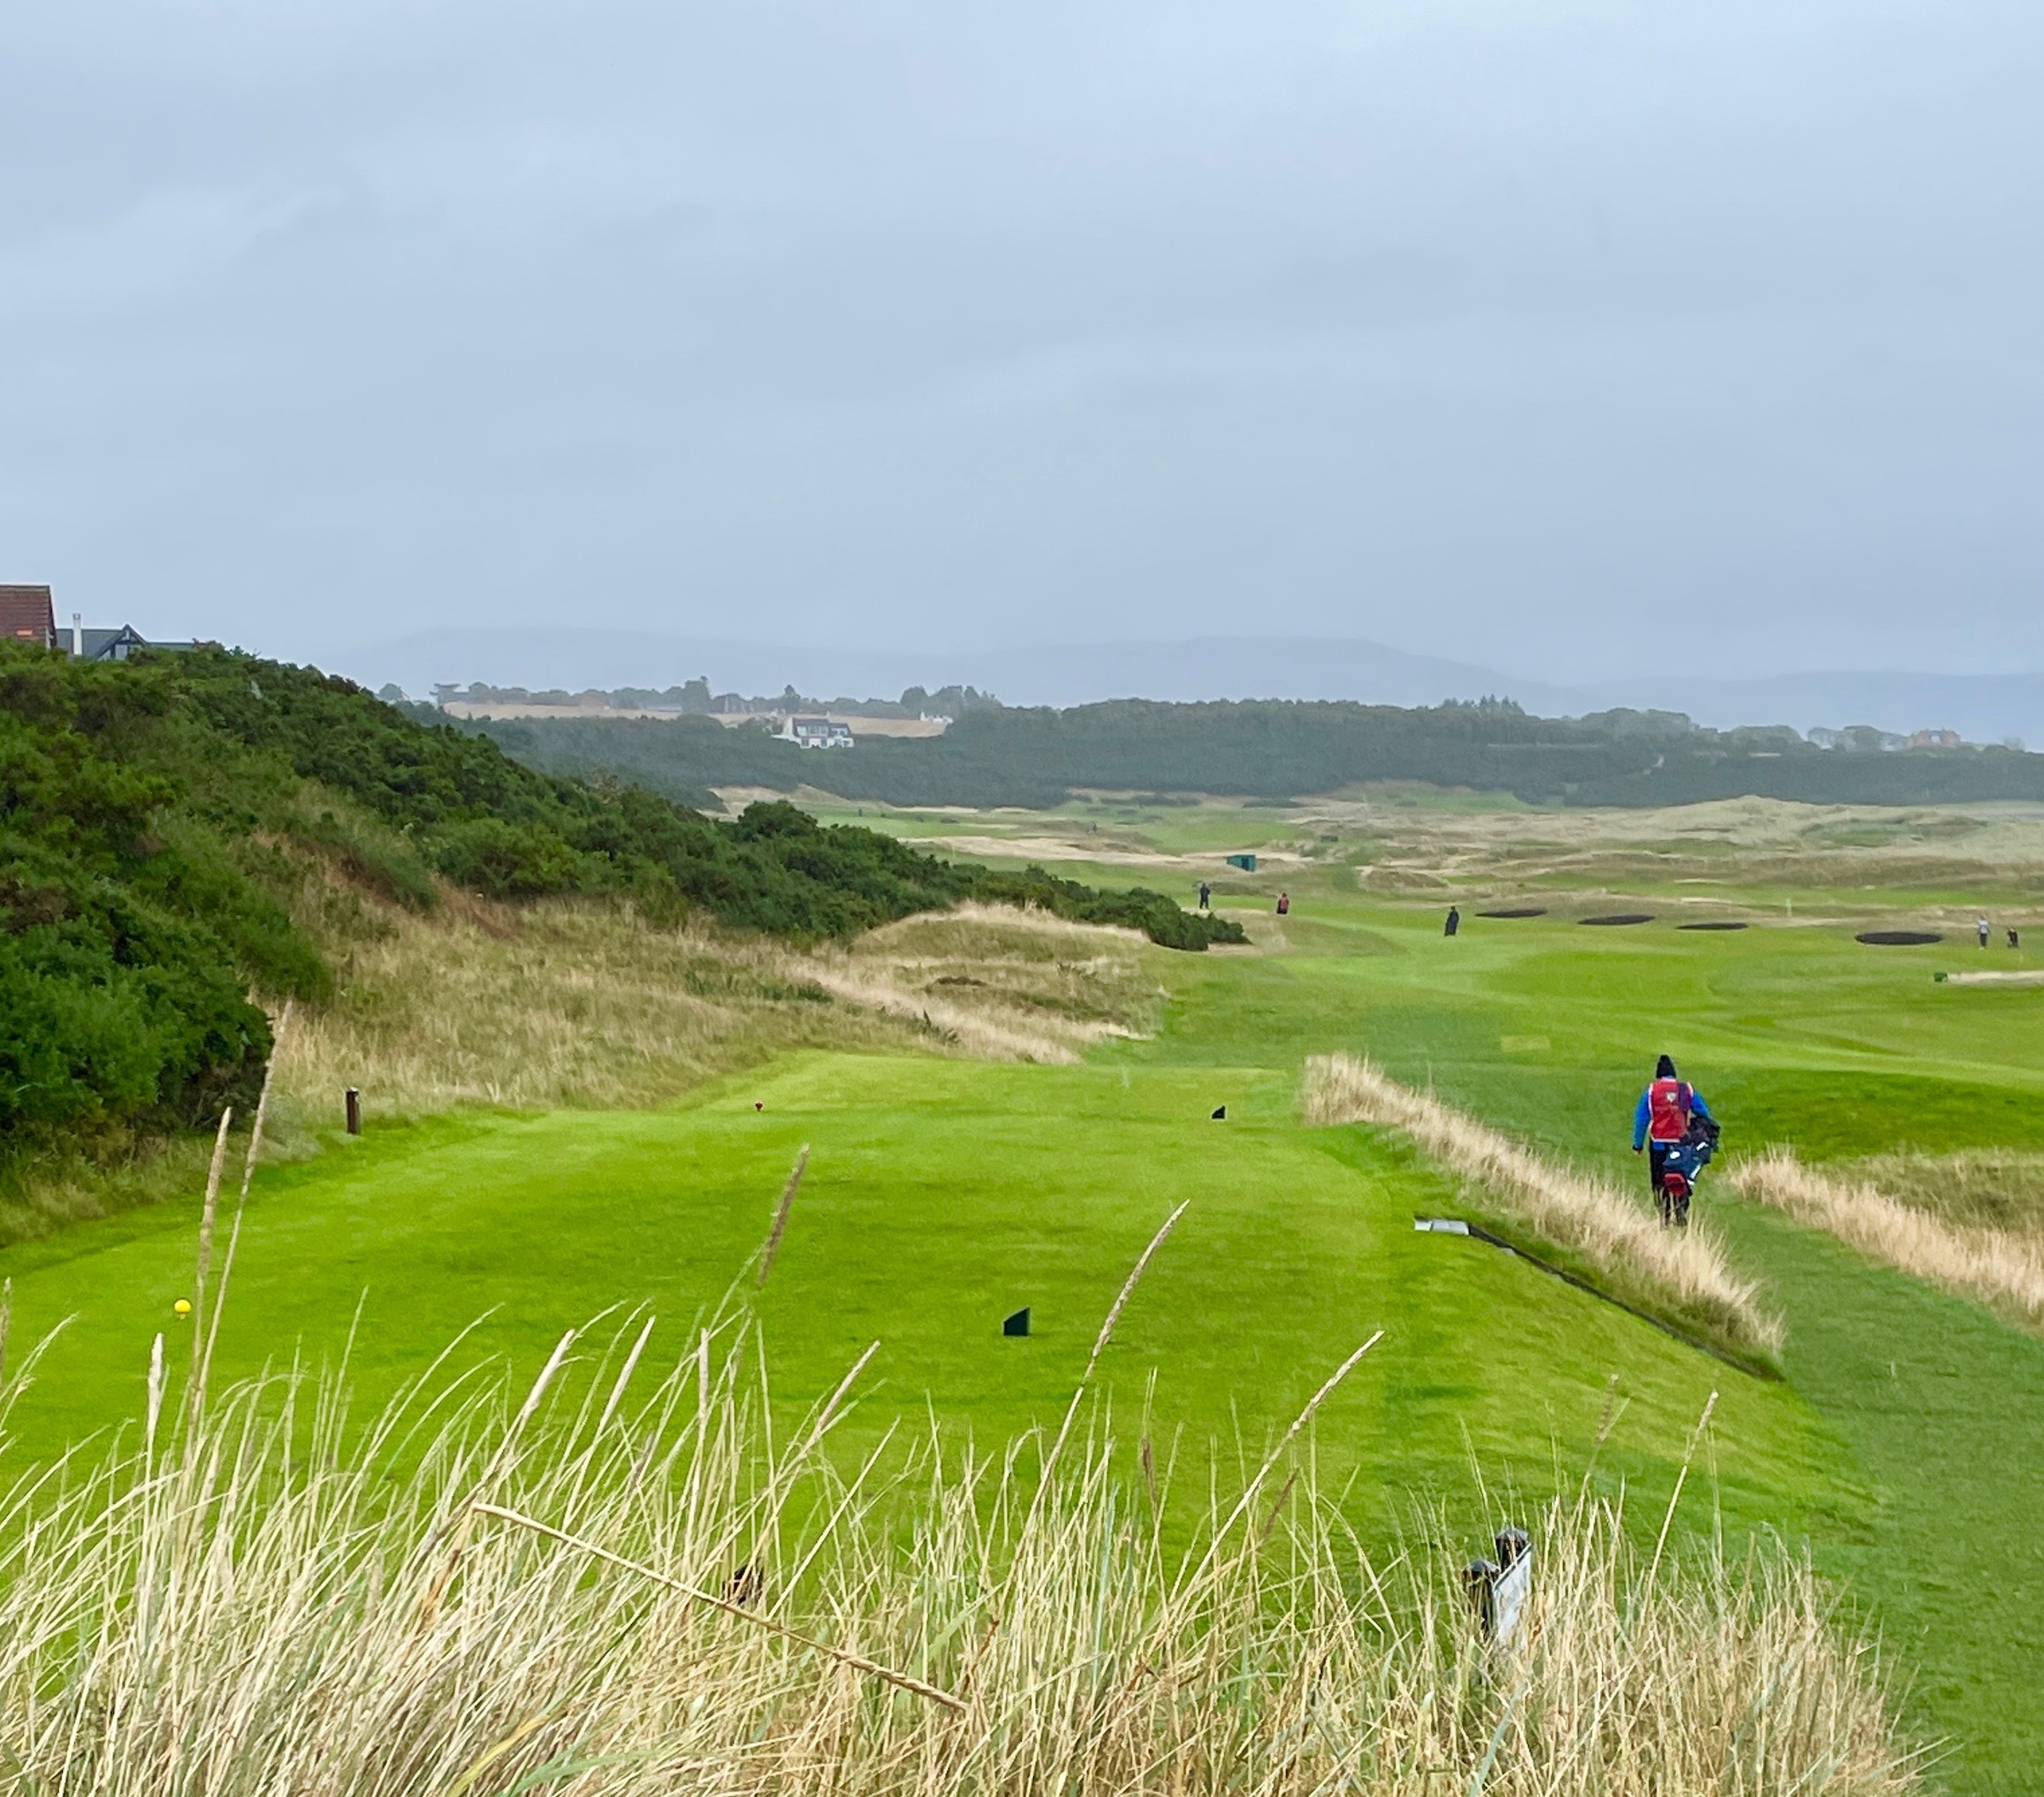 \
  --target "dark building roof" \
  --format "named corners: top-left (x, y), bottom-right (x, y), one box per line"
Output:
top-left (1, 584), bottom-right (55, 648)
top-left (73, 625), bottom-right (152, 662)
